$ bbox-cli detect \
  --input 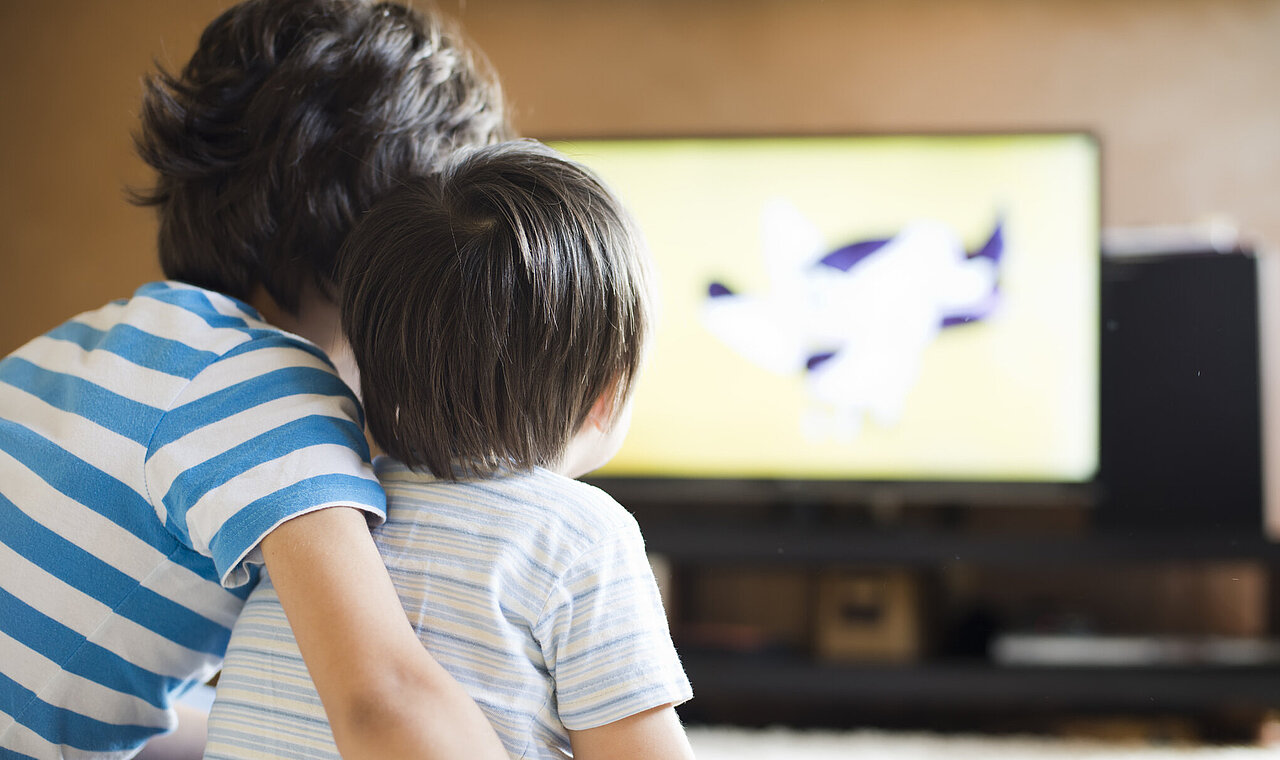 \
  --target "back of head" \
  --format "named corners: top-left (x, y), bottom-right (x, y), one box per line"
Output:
top-left (338, 140), bottom-right (654, 479)
top-left (133, 0), bottom-right (511, 313)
